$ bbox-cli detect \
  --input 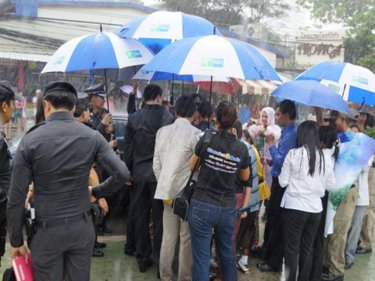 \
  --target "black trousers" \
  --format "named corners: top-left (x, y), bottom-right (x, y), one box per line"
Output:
top-left (282, 208), bottom-right (321, 281)
top-left (237, 210), bottom-right (258, 252)
top-left (30, 214), bottom-right (95, 281)
top-left (126, 181), bottom-right (163, 264)
top-left (310, 192), bottom-right (329, 281)
top-left (0, 199), bottom-right (6, 257)
top-left (261, 177), bottom-right (285, 269)
top-left (125, 187), bottom-right (136, 253)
